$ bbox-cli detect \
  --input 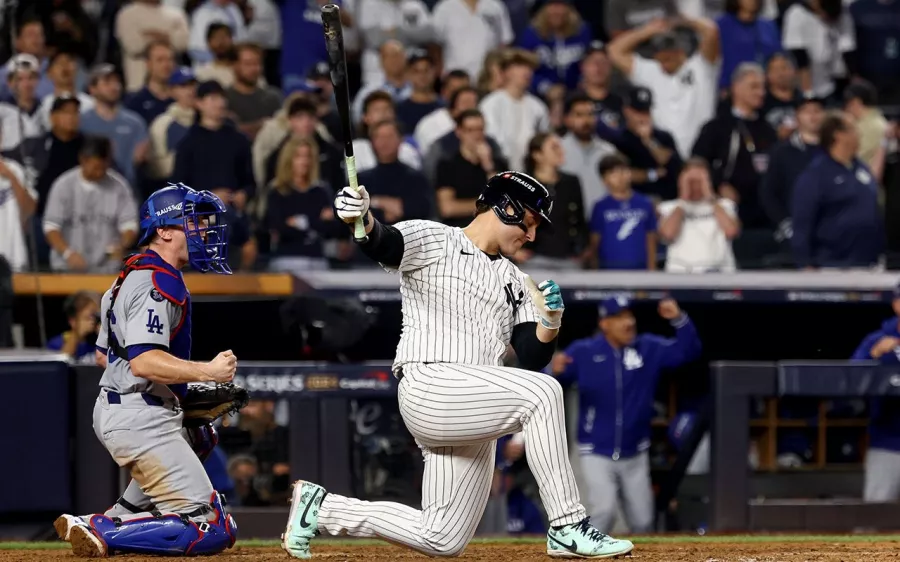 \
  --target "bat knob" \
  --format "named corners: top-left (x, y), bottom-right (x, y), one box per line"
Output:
top-left (355, 235), bottom-right (369, 244)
